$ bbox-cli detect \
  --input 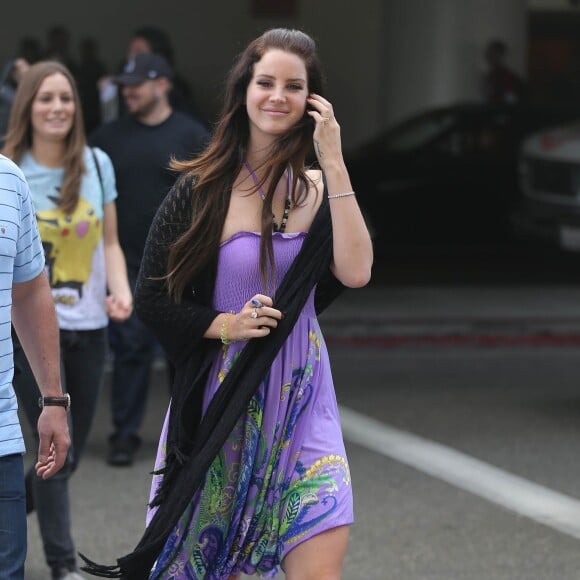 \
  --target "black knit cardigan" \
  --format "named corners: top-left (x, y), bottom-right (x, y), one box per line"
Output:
top-left (81, 175), bottom-right (344, 578)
